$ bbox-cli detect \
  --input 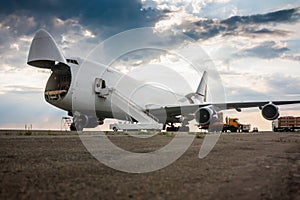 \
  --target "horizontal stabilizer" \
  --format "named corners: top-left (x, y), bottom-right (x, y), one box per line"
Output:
top-left (27, 29), bottom-right (67, 68)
